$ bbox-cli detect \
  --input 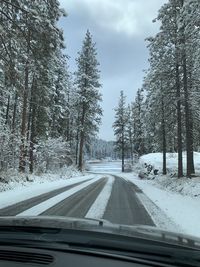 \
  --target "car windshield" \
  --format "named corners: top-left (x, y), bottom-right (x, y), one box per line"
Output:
top-left (0, 0), bottom-right (200, 244)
